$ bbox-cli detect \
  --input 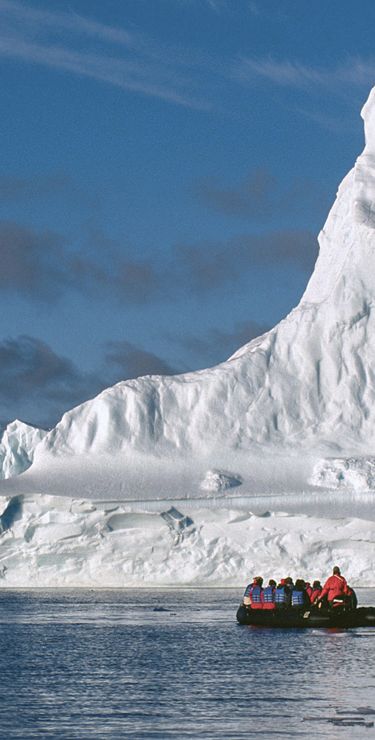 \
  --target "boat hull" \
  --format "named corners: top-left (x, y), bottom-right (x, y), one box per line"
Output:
top-left (236, 605), bottom-right (375, 629)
